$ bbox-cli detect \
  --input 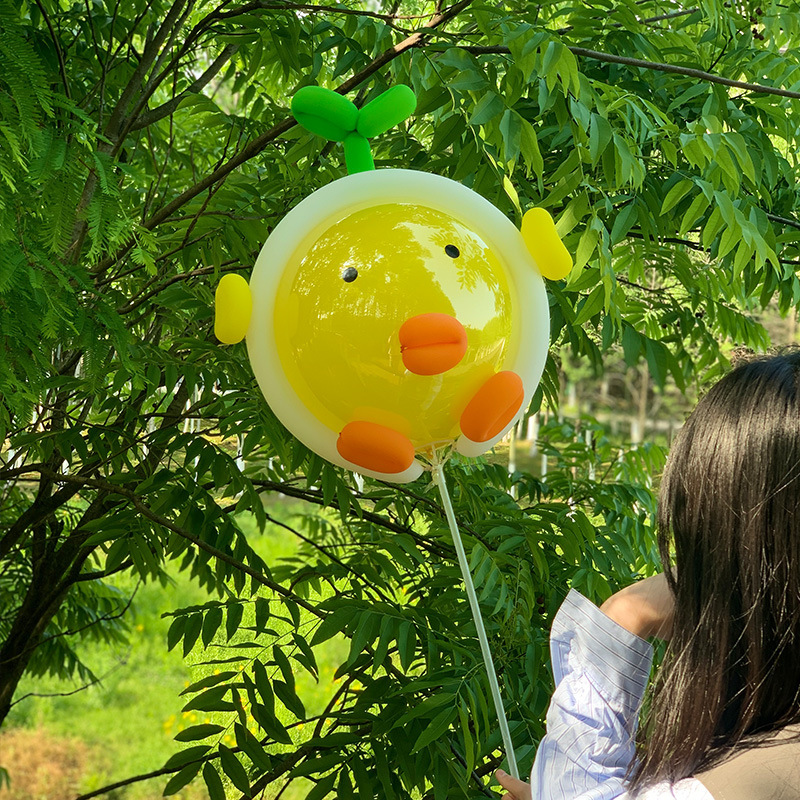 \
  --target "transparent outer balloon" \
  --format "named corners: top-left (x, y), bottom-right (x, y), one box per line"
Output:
top-left (246, 169), bottom-right (550, 482)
